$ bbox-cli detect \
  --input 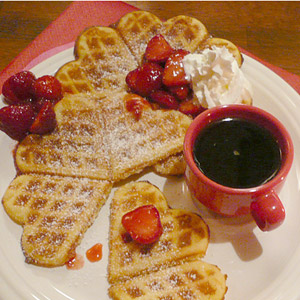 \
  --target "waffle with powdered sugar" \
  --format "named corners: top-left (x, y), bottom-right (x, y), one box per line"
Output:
top-left (2, 174), bottom-right (112, 267)
top-left (15, 90), bottom-right (191, 182)
top-left (108, 181), bottom-right (227, 300)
